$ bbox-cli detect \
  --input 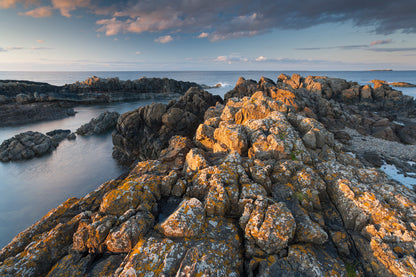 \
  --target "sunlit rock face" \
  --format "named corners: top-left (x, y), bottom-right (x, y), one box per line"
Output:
top-left (1, 75), bottom-right (416, 277)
